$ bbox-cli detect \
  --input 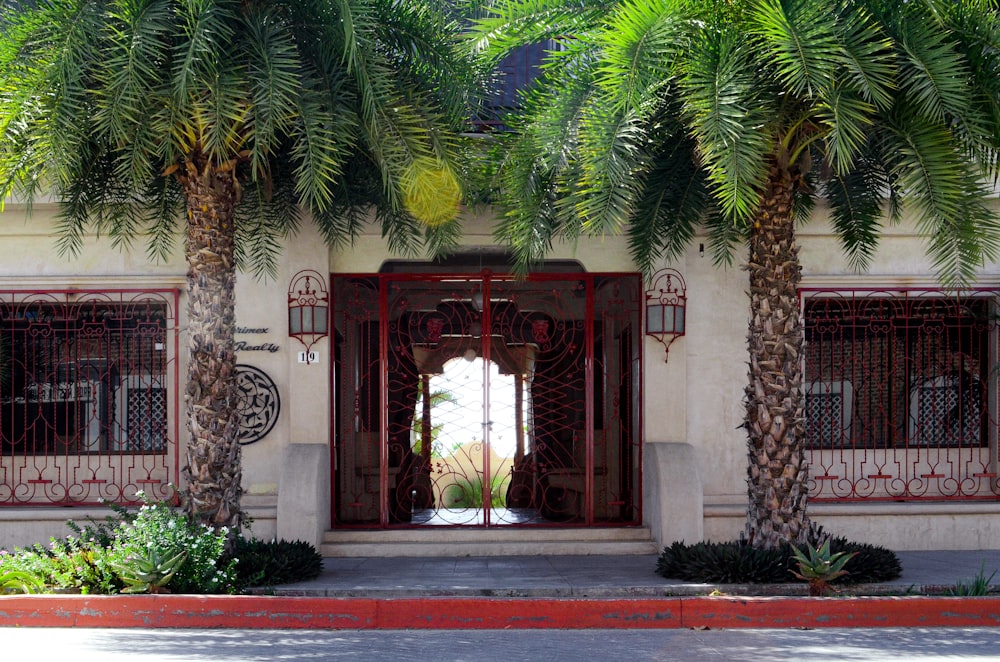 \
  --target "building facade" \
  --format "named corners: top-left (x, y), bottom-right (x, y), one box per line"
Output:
top-left (1, 199), bottom-right (999, 553)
